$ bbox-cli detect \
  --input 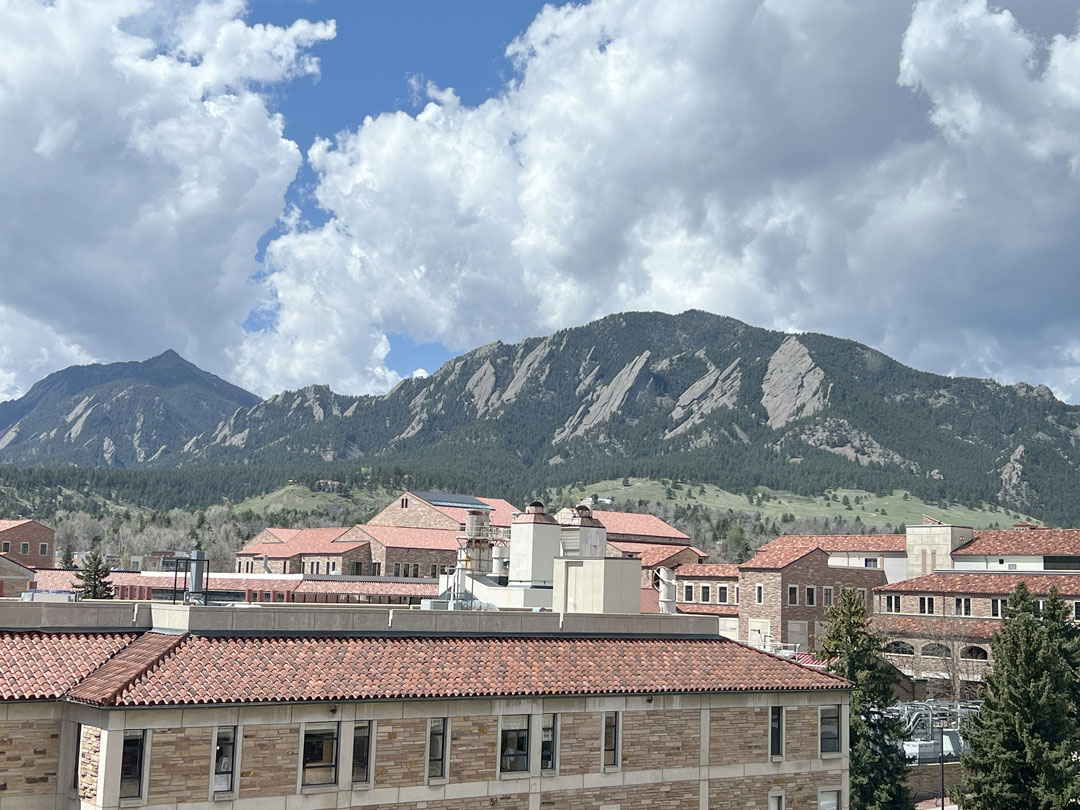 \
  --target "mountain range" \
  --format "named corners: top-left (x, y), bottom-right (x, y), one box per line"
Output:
top-left (2, 311), bottom-right (1079, 522)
